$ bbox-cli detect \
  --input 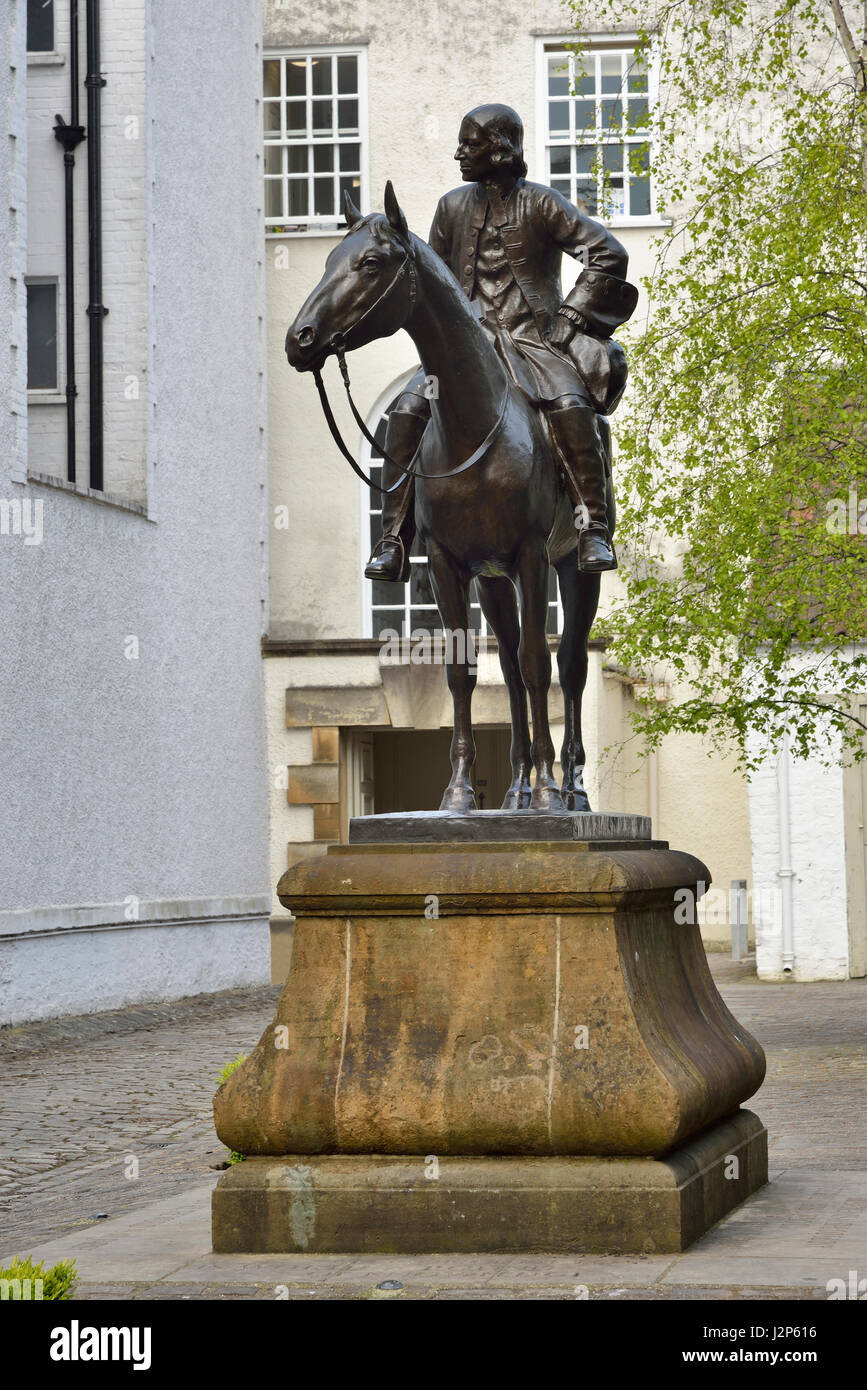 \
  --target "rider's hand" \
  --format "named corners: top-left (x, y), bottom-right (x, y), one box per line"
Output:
top-left (548, 313), bottom-right (577, 349)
